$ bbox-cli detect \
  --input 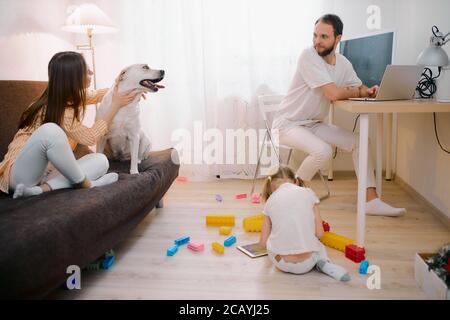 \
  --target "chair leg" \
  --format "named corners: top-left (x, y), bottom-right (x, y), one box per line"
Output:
top-left (251, 132), bottom-right (267, 195)
top-left (318, 170), bottom-right (330, 201)
top-left (286, 149), bottom-right (293, 166)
